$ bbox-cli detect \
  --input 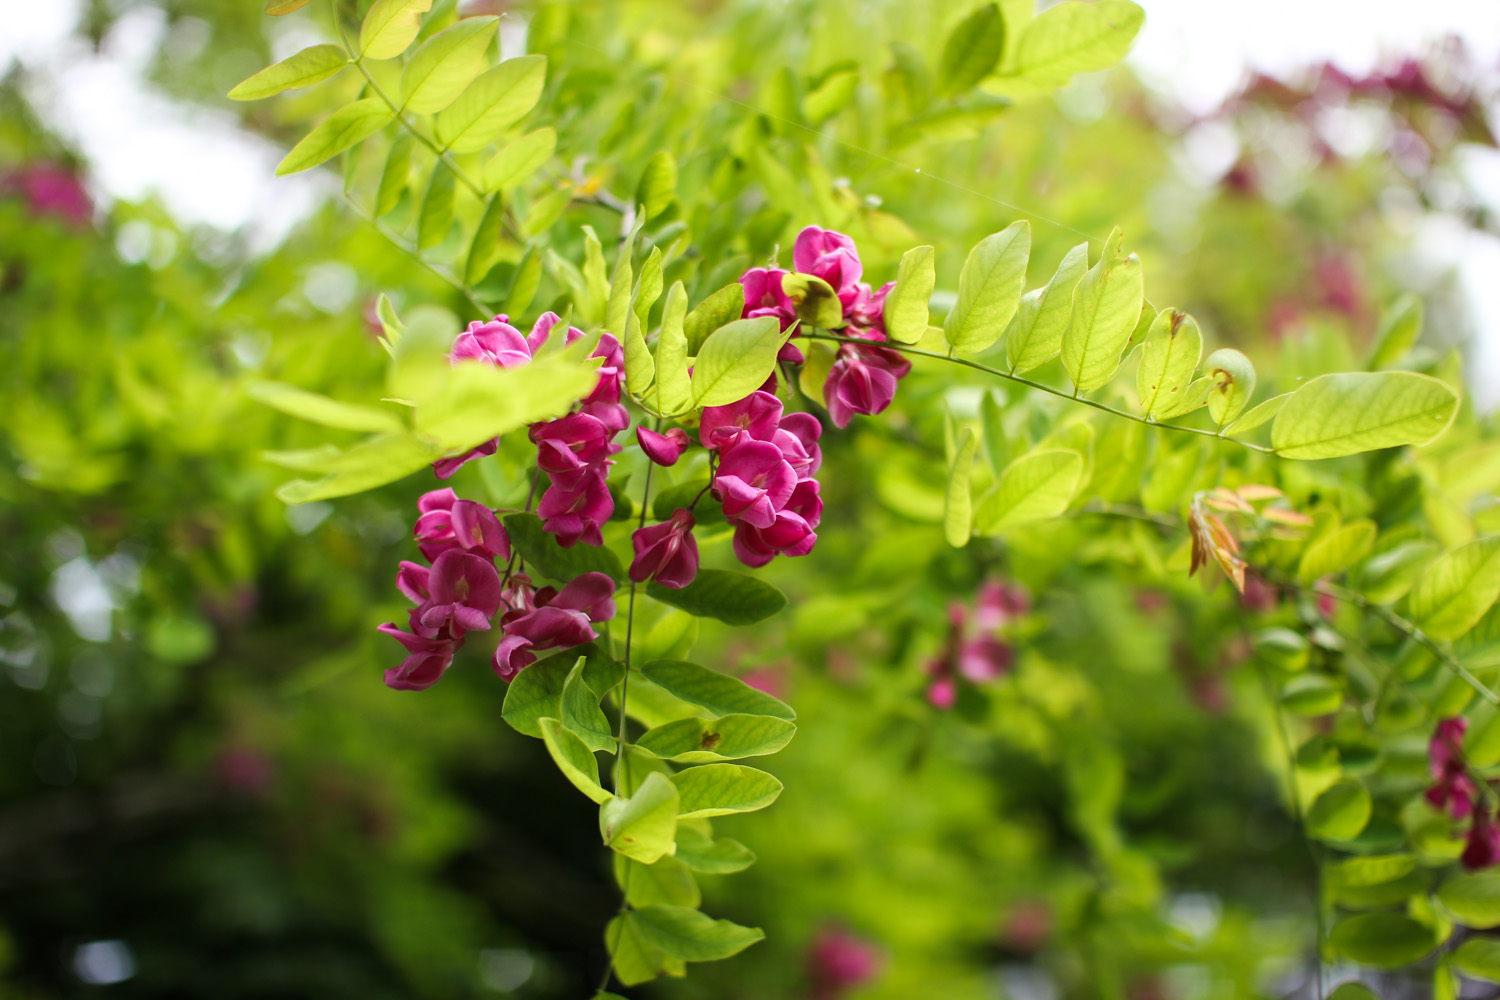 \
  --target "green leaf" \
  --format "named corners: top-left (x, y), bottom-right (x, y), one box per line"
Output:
top-left (1370, 294), bottom-right (1423, 370)
top-left (562, 656), bottom-right (615, 752)
top-left (623, 251), bottom-right (659, 397)
top-left (502, 512), bottom-right (625, 583)
top-left (1223, 392), bottom-right (1289, 435)
top-left (416, 162), bottom-right (455, 251)
top-left (638, 151), bottom-right (678, 221)
top-left (501, 652), bottom-right (573, 737)
top-left (974, 449), bottom-right (1083, 534)
top-left (671, 764), bottom-right (783, 818)
top-left (782, 273), bottom-right (843, 329)
top-left (1000, 0), bottom-right (1144, 90)
top-left (1331, 854), bottom-right (1415, 889)
top-left (522, 185), bottom-right (571, 239)
top-left (1060, 227), bottom-right (1143, 393)
top-left (631, 905), bottom-right (764, 962)
top-left (1255, 627), bottom-right (1309, 671)
top-left (538, 717), bottom-right (611, 804)
top-left (684, 283), bottom-right (746, 356)
top-left (273, 433), bottom-right (441, 503)
top-left (690, 317), bottom-right (784, 406)
top-left (616, 854), bottom-right (700, 909)
top-left (1307, 778), bottom-right (1372, 841)
top-left (1454, 939), bottom-right (1500, 983)
top-left (674, 826), bottom-right (756, 874)
top-left (1439, 872), bottom-right (1500, 928)
top-left (802, 66), bottom-right (859, 124)
top-left (413, 350), bottom-right (598, 452)
top-left (651, 282), bottom-right (693, 416)
top-left (435, 55), bottom-right (546, 153)
top-left (600, 771), bottom-right (679, 863)
top-left (248, 382), bottom-right (404, 433)
top-left (1297, 519), bottom-right (1376, 584)
top-left (938, 4), bottom-right (1006, 96)
top-left (1328, 985), bottom-right (1380, 1000)
top-left (376, 134), bottom-right (414, 217)
top-left (277, 99), bottom-right (392, 175)
top-left (508, 245), bottom-right (543, 317)
top-left (400, 16), bottom-right (499, 114)
top-left (266, 0), bottom-right (315, 13)
top-left (605, 222), bottom-right (639, 338)
top-left (885, 246), bottom-right (936, 344)
top-left (647, 569), bottom-right (787, 626)
top-left (943, 221), bottom-right (1030, 353)
top-left (1004, 242), bottom-right (1088, 373)
top-left (464, 194), bottom-right (507, 284)
top-left (1409, 537), bottom-right (1500, 641)
top-left (944, 427), bottom-right (977, 547)
top-left (1329, 913), bottom-right (1439, 968)
top-left (481, 127), bottom-right (556, 193)
top-left (1270, 371), bottom-right (1460, 459)
top-left (636, 714), bottom-right (796, 763)
top-left (606, 912), bottom-right (683, 986)
top-left (1281, 674), bottom-right (1344, 716)
top-left (1204, 348), bottom-right (1255, 426)
top-left (1136, 309), bottom-right (1201, 420)
top-left (228, 44), bottom-right (347, 100)
top-left (639, 661), bottom-right (795, 721)
top-left (359, 0), bottom-right (432, 60)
